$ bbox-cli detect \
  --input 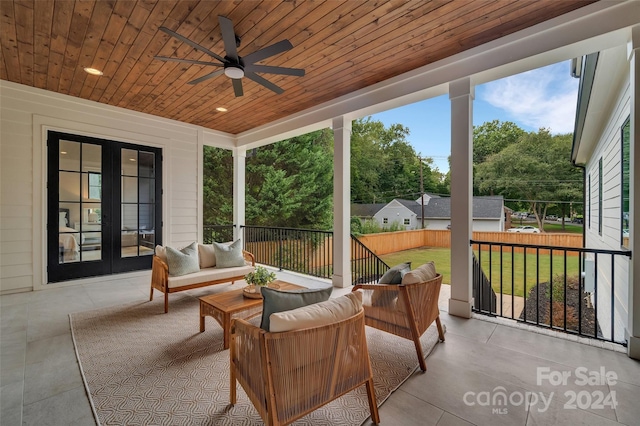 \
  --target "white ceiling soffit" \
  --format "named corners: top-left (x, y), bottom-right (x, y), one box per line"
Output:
top-left (235, 0), bottom-right (638, 149)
